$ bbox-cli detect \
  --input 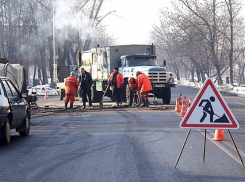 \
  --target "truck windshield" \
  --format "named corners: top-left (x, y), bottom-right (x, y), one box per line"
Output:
top-left (126, 57), bottom-right (156, 66)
